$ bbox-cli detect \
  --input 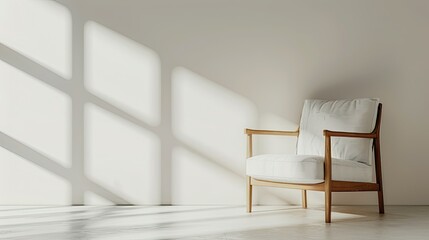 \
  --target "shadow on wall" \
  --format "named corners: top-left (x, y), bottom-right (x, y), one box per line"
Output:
top-left (0, 0), bottom-right (399, 206)
top-left (0, 0), bottom-right (300, 205)
top-left (308, 69), bottom-right (392, 100)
